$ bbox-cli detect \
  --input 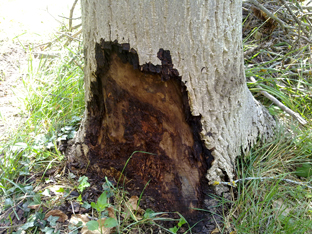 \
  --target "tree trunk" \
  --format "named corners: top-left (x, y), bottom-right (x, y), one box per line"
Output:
top-left (69, 0), bottom-right (275, 226)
